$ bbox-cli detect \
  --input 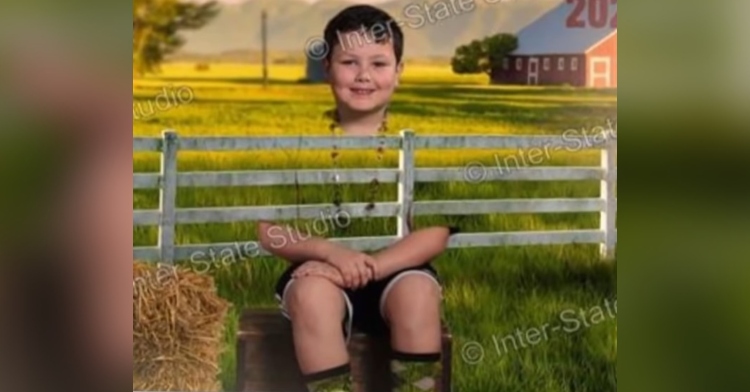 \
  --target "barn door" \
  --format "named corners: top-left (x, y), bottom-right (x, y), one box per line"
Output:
top-left (589, 57), bottom-right (611, 88)
top-left (527, 57), bottom-right (539, 85)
